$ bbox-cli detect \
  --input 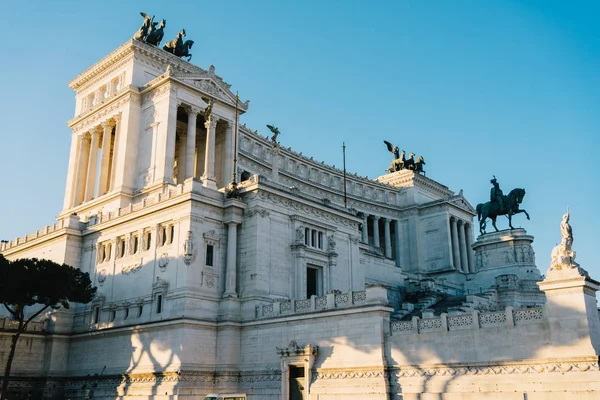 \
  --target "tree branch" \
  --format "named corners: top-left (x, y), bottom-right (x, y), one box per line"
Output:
top-left (3, 303), bottom-right (17, 318)
top-left (24, 305), bottom-right (51, 327)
